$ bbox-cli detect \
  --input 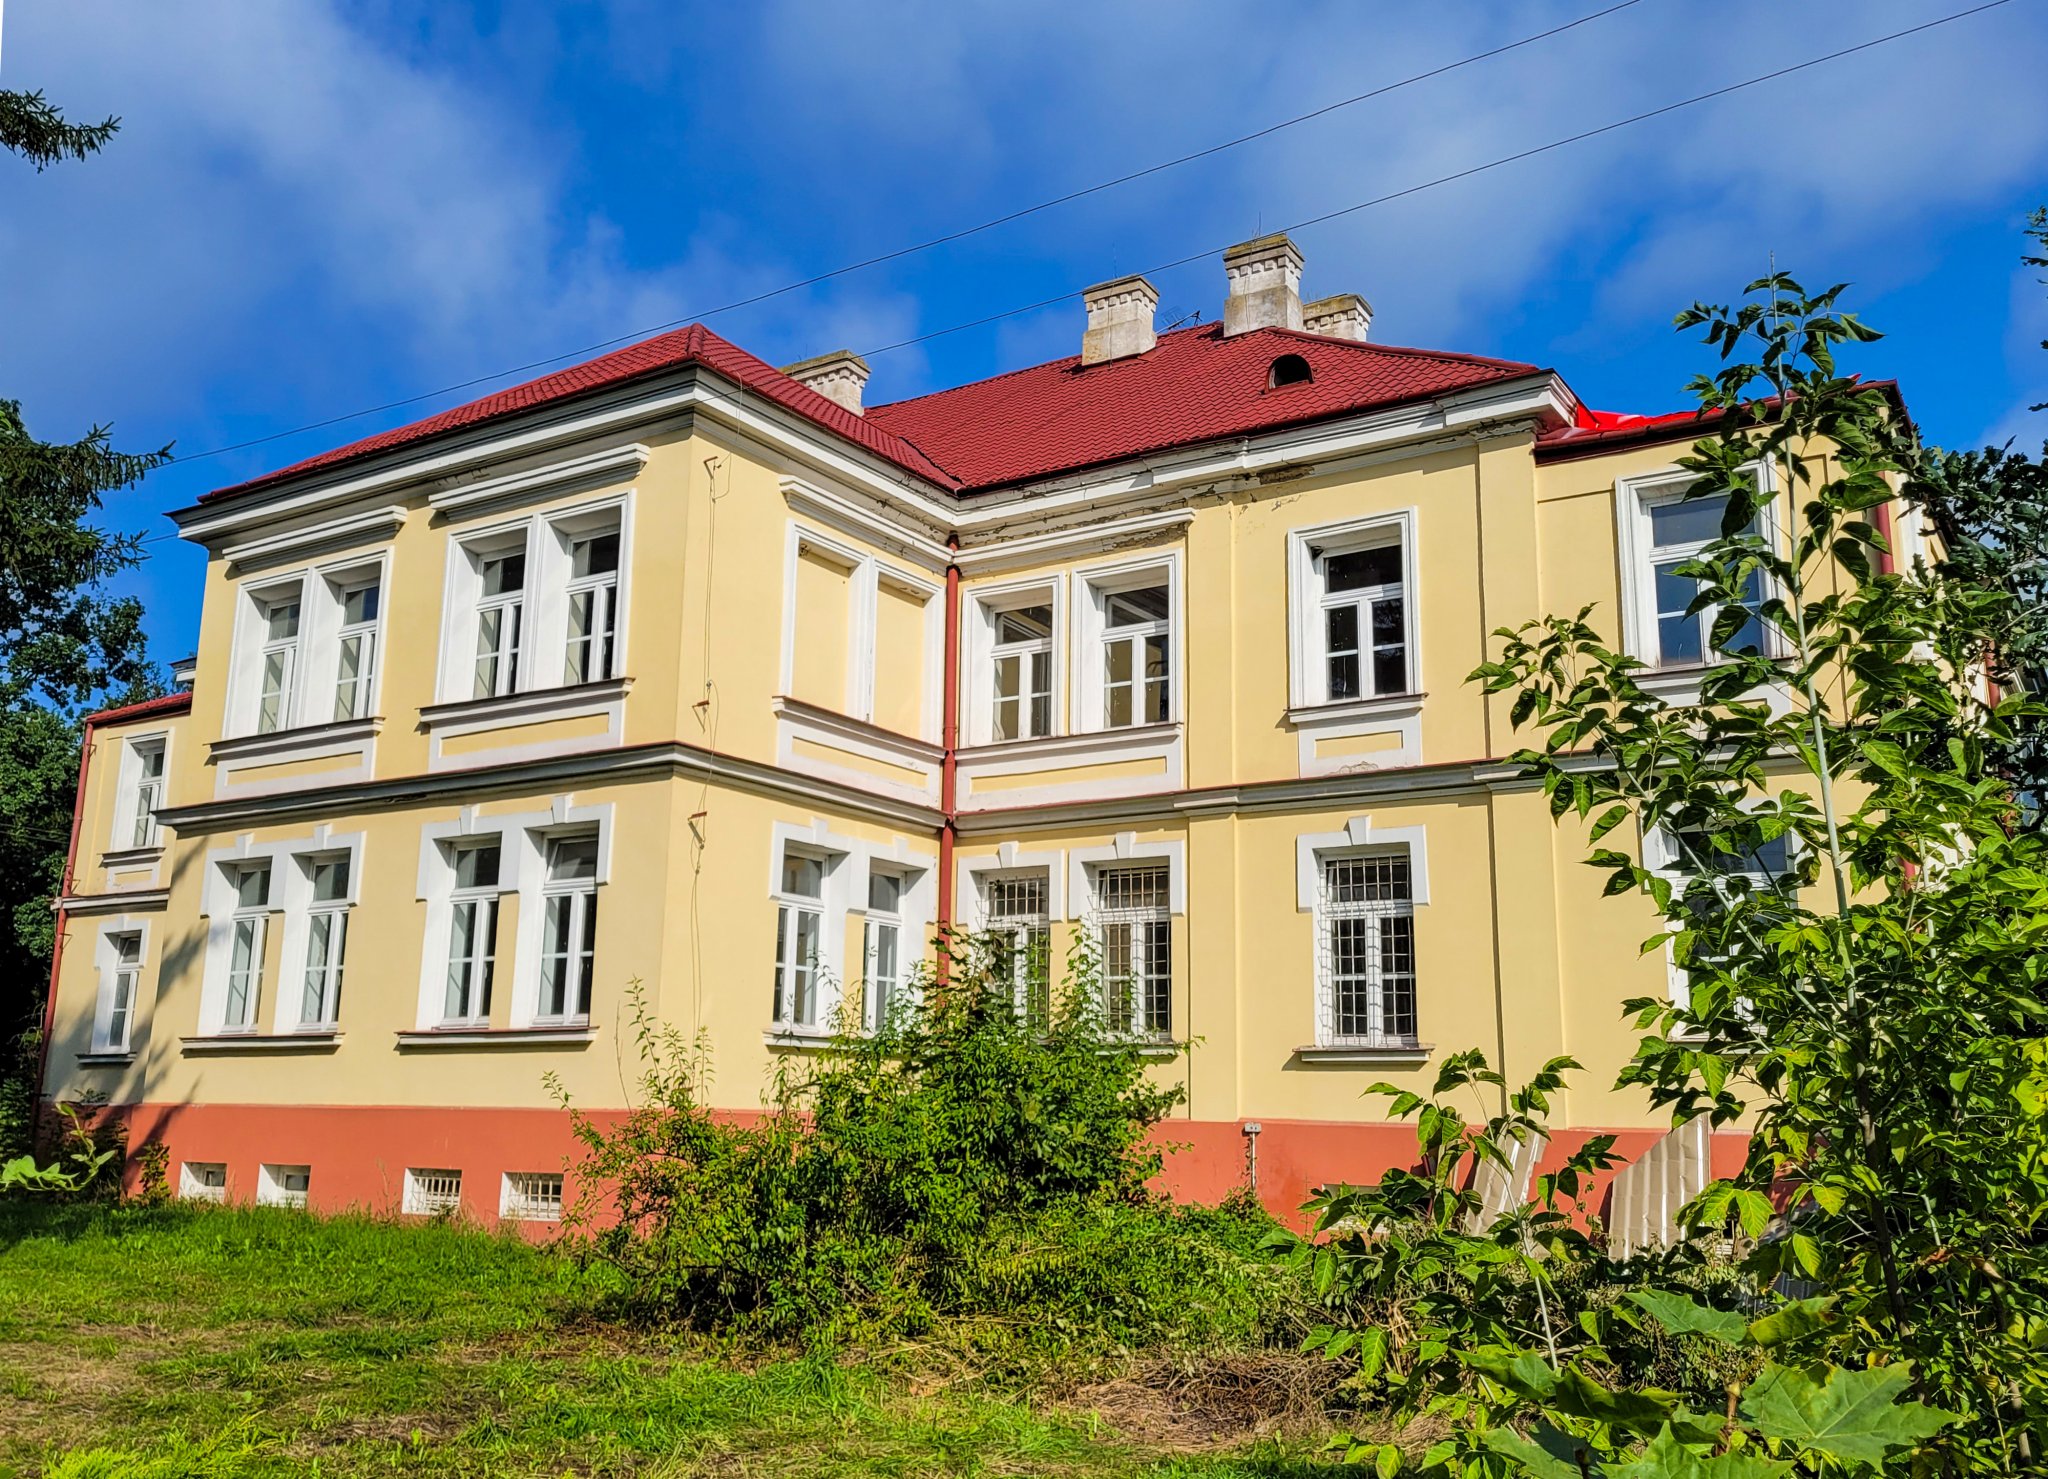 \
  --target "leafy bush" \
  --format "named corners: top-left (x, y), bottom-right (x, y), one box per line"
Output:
top-left (558, 935), bottom-right (1301, 1351)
